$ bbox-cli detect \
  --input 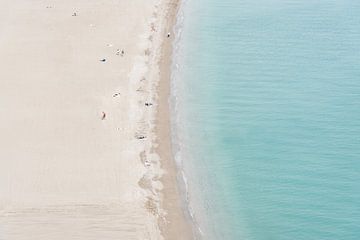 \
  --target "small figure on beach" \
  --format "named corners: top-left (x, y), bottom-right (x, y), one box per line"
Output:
top-left (151, 23), bottom-right (156, 32)
top-left (101, 112), bottom-right (106, 120)
top-left (167, 32), bottom-right (171, 38)
top-left (100, 58), bottom-right (106, 62)
top-left (72, 12), bottom-right (77, 16)
top-left (145, 102), bottom-right (153, 106)
top-left (116, 49), bottom-right (125, 56)
top-left (135, 132), bottom-right (146, 139)
top-left (113, 93), bottom-right (120, 97)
